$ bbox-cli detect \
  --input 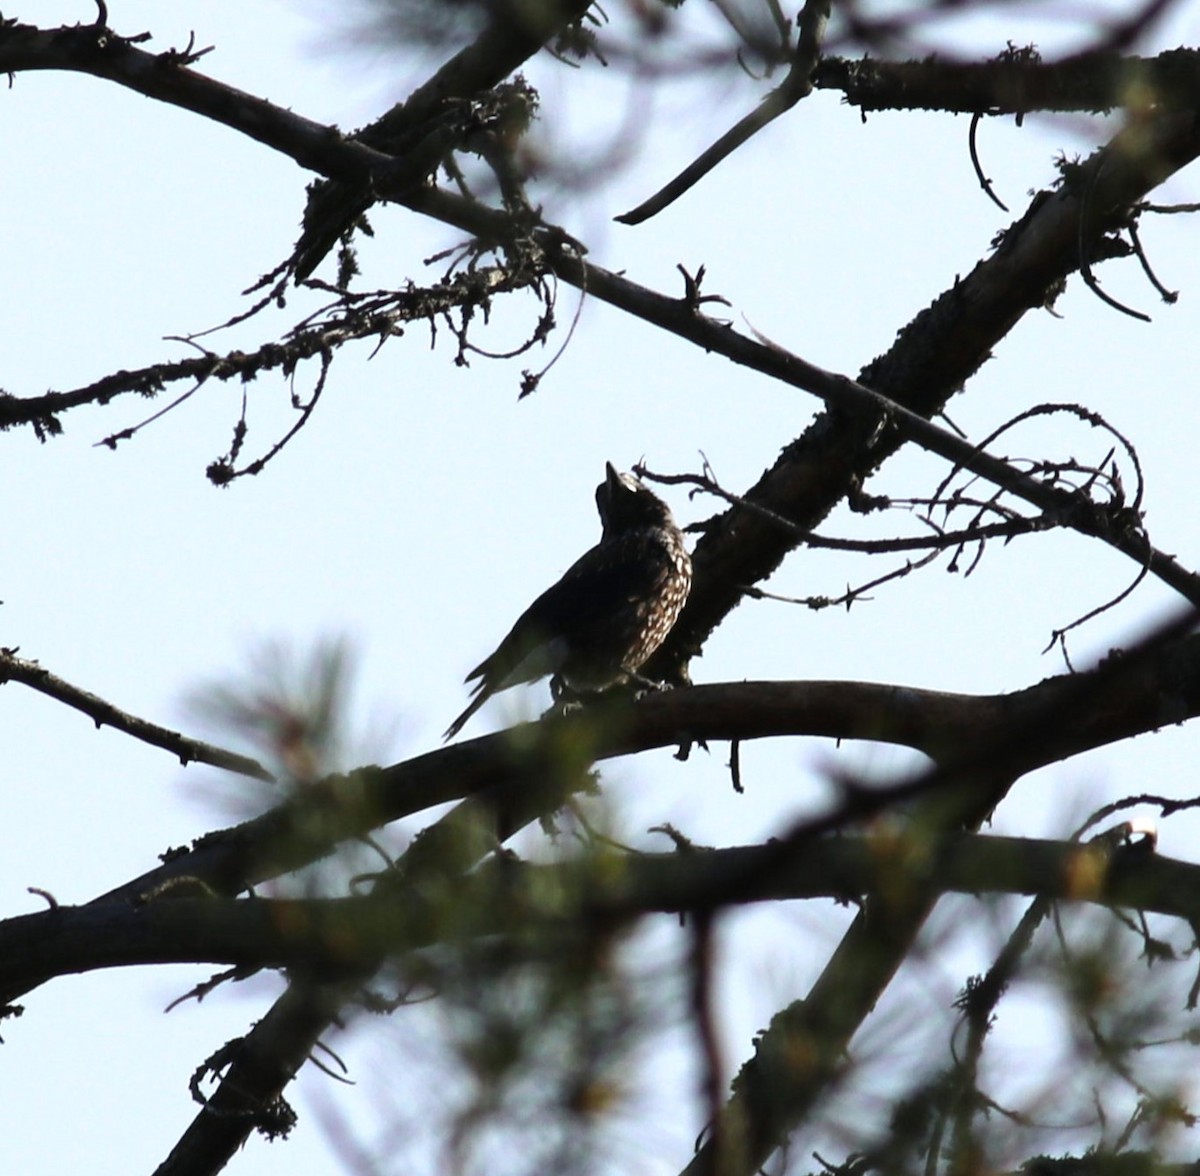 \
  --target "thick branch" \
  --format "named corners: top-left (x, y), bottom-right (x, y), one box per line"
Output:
top-left (30, 624), bottom-right (1200, 932)
top-left (407, 186), bottom-right (1200, 618)
top-left (152, 979), bottom-right (348, 1176)
top-left (120, 609), bottom-right (1198, 1176)
top-left (0, 831), bottom-right (1188, 1003)
top-left (643, 104), bottom-right (1200, 676)
top-left (0, 21), bottom-right (391, 181)
top-left (8, 618), bottom-right (1192, 1170)
top-left (814, 47), bottom-right (1200, 115)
